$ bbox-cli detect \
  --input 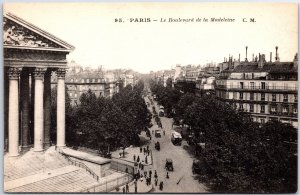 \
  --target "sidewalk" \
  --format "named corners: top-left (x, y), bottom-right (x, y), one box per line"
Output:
top-left (111, 132), bottom-right (153, 167)
top-left (111, 179), bottom-right (153, 193)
